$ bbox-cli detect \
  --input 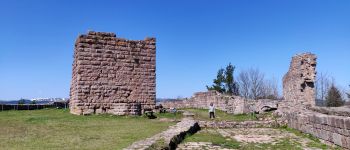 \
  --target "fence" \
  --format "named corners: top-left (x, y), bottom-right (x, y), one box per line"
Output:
top-left (0, 102), bottom-right (69, 111)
